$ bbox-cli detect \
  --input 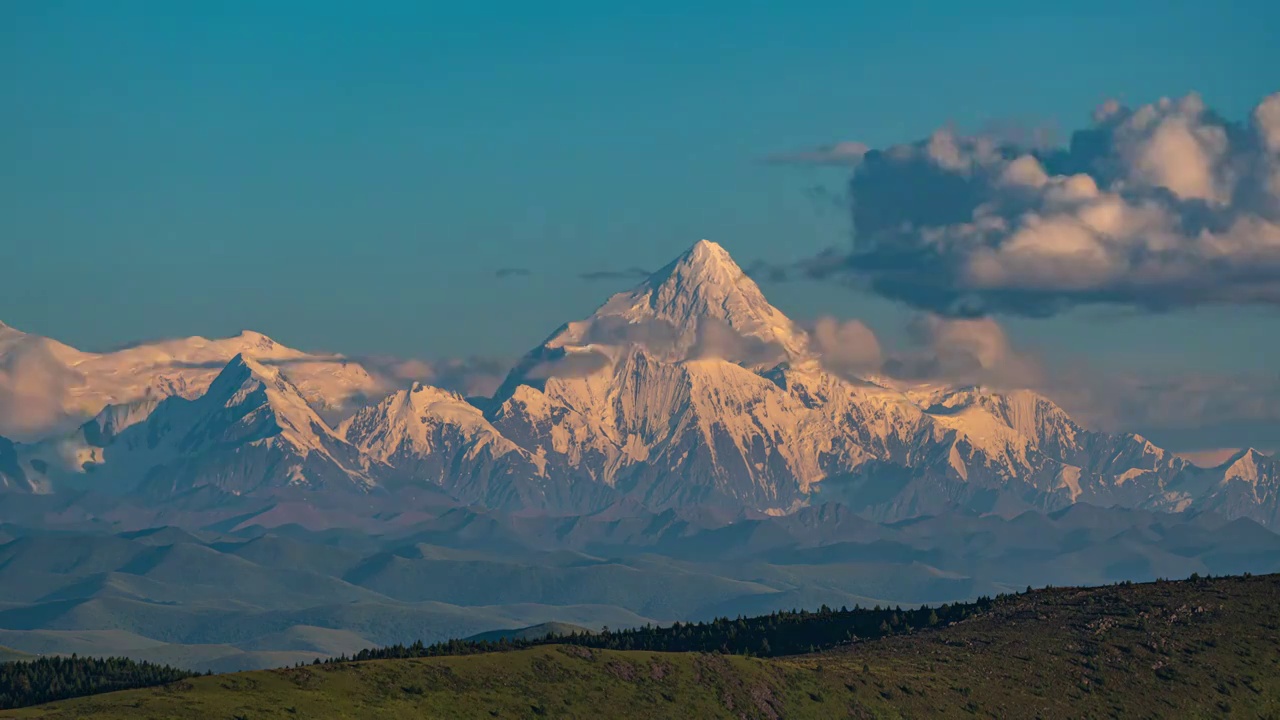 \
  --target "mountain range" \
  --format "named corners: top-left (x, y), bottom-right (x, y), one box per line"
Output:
top-left (0, 321), bottom-right (382, 443)
top-left (1, 239), bottom-right (1279, 670)
top-left (1, 240), bottom-right (1276, 528)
